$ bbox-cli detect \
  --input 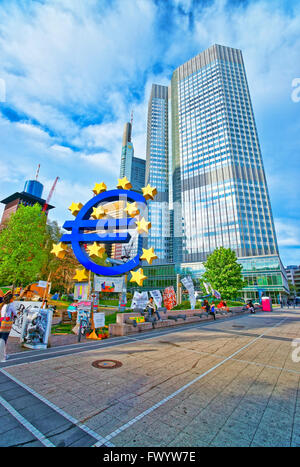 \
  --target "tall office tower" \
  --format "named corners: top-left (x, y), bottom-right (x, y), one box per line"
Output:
top-left (118, 121), bottom-right (146, 261)
top-left (145, 84), bottom-right (172, 264)
top-left (171, 44), bottom-right (279, 264)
